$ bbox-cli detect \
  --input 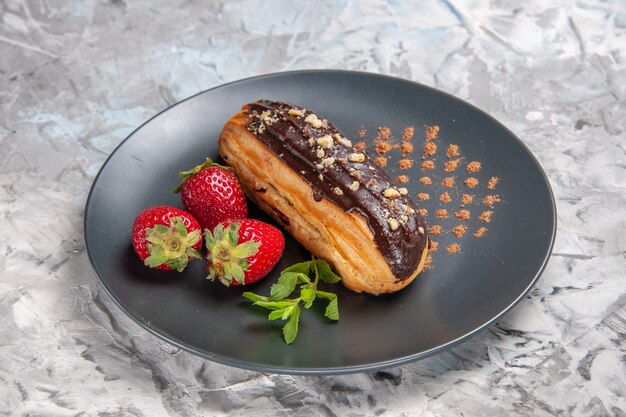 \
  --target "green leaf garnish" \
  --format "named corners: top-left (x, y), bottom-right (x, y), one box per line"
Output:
top-left (314, 259), bottom-right (342, 284)
top-left (283, 304), bottom-right (300, 344)
top-left (242, 256), bottom-right (341, 344)
top-left (324, 297), bottom-right (339, 321)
